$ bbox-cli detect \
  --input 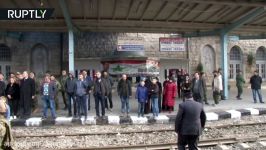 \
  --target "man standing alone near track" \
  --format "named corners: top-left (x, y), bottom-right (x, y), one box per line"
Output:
top-left (175, 92), bottom-right (206, 150)
top-left (250, 70), bottom-right (264, 103)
